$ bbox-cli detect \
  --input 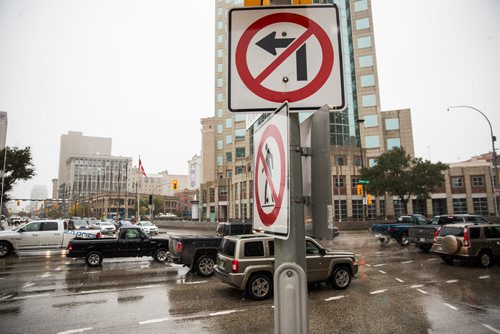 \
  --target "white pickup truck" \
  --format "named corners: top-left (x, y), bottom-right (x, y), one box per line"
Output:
top-left (0, 219), bottom-right (101, 258)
